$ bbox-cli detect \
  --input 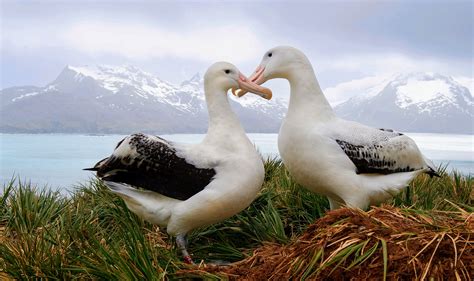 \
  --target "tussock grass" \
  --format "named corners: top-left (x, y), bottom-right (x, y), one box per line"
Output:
top-left (195, 206), bottom-right (472, 280)
top-left (0, 180), bottom-right (179, 279)
top-left (0, 159), bottom-right (472, 279)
